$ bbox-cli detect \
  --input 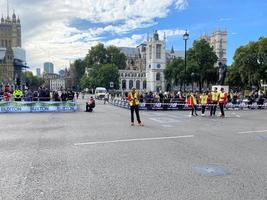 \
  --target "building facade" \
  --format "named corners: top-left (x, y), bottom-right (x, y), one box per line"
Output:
top-left (44, 62), bottom-right (54, 74)
top-left (202, 30), bottom-right (227, 64)
top-left (36, 68), bottom-right (41, 77)
top-left (0, 12), bottom-right (22, 83)
top-left (146, 31), bottom-right (166, 92)
top-left (119, 31), bottom-right (184, 92)
top-left (119, 70), bottom-right (147, 91)
top-left (50, 79), bottom-right (65, 91)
